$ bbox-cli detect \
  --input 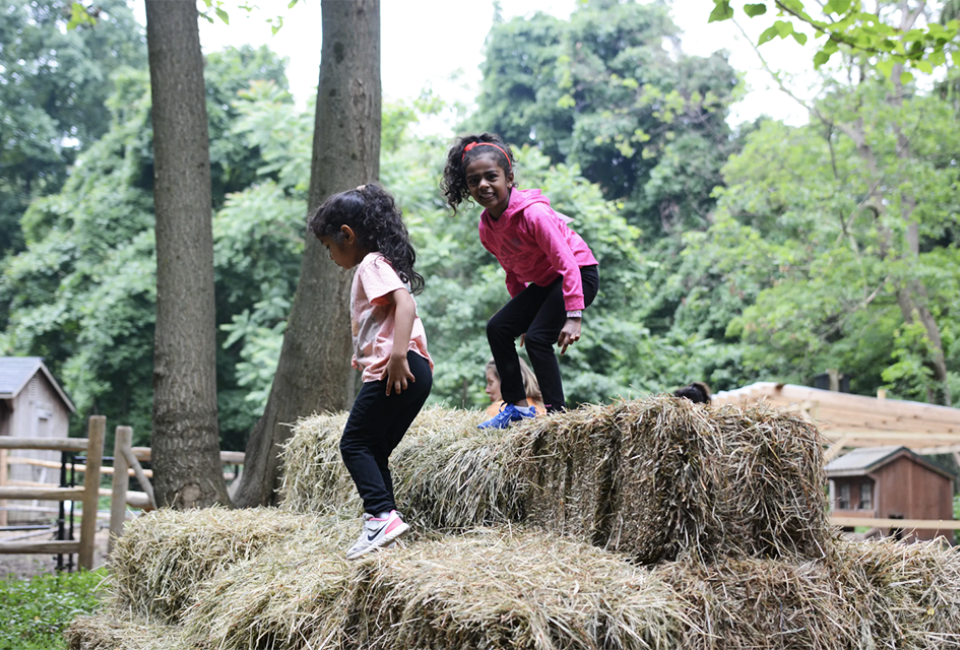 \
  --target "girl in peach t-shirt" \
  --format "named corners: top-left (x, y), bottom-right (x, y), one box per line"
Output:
top-left (309, 184), bottom-right (432, 560)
